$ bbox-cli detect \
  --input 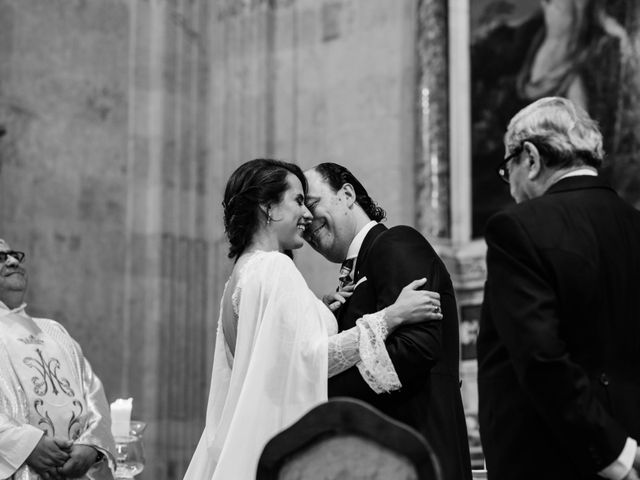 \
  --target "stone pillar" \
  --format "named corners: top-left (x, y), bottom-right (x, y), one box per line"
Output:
top-left (415, 0), bottom-right (488, 468)
top-left (126, 0), bottom-right (301, 476)
top-left (415, 0), bottom-right (450, 240)
top-left (124, 0), bottom-right (218, 477)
